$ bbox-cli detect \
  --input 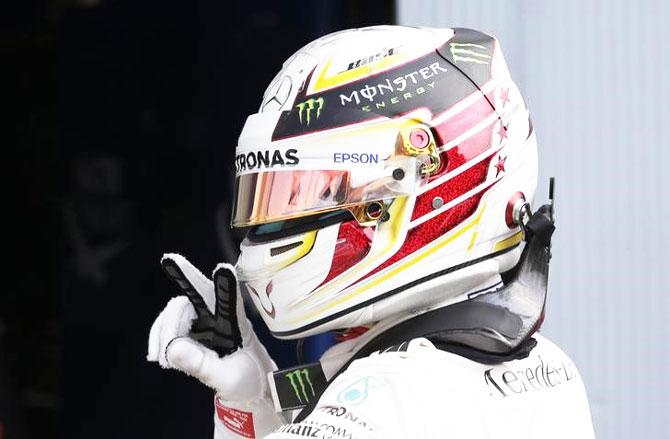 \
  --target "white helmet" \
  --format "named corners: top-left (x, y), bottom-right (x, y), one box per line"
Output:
top-left (232, 26), bottom-right (538, 339)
